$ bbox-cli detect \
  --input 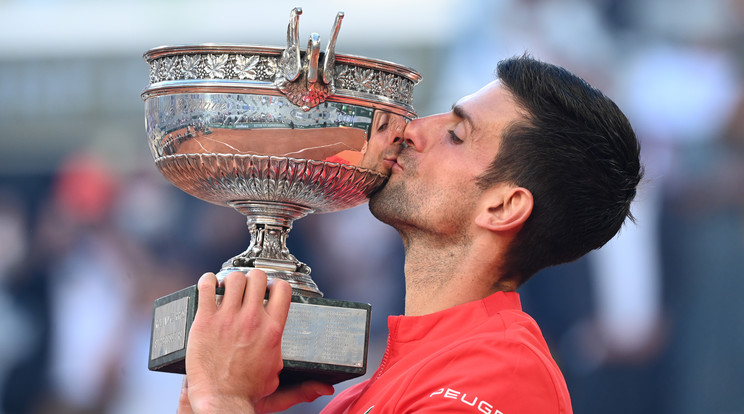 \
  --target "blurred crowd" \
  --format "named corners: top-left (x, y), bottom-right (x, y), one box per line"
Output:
top-left (2, 0), bottom-right (744, 413)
